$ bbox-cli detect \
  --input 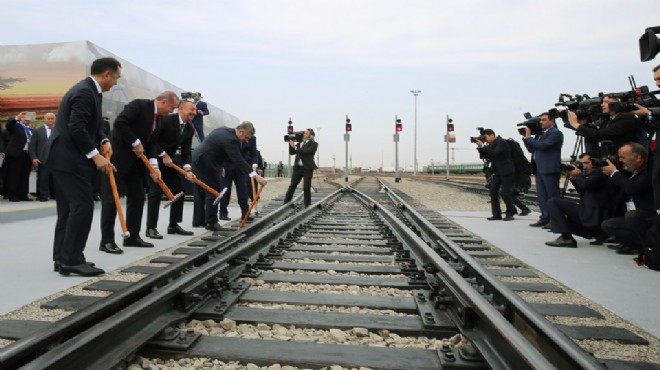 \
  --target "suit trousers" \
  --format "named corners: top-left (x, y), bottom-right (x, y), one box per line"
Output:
top-left (37, 164), bottom-right (53, 199)
top-left (547, 197), bottom-right (598, 238)
top-left (489, 172), bottom-right (515, 217)
top-left (100, 166), bottom-right (146, 241)
top-left (601, 209), bottom-right (655, 248)
top-left (535, 172), bottom-right (561, 222)
top-left (51, 168), bottom-right (95, 265)
top-left (283, 166), bottom-right (314, 206)
top-left (219, 168), bottom-right (248, 218)
top-left (192, 156), bottom-right (221, 226)
top-left (146, 165), bottom-right (184, 229)
top-left (4, 151), bottom-right (31, 200)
